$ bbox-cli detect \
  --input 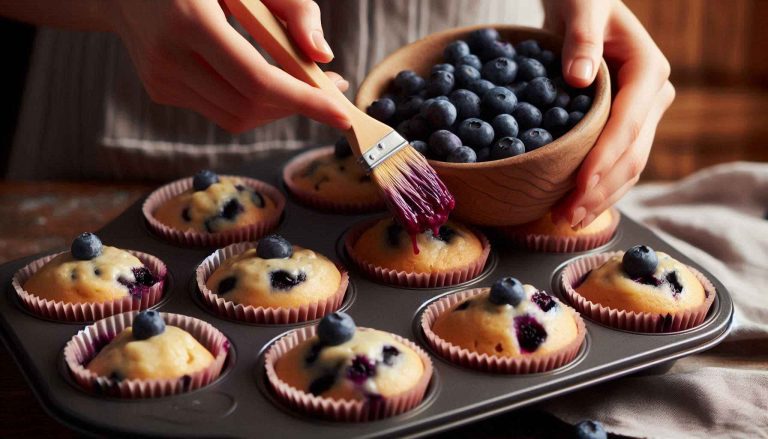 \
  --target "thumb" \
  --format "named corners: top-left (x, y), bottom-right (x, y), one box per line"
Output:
top-left (560, 0), bottom-right (608, 88)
